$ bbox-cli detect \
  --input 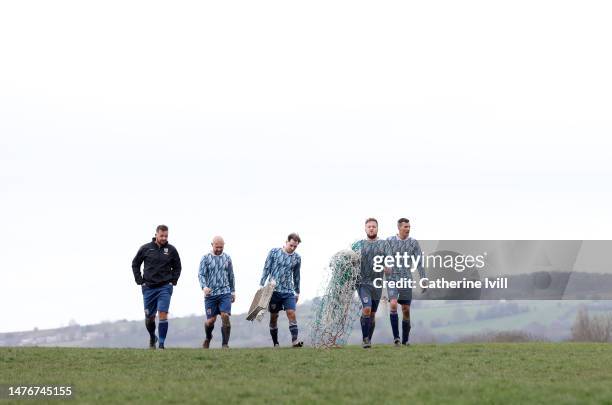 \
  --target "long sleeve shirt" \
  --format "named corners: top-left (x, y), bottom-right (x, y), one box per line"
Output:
top-left (259, 247), bottom-right (301, 294)
top-left (351, 238), bottom-right (393, 286)
top-left (386, 235), bottom-right (426, 281)
top-left (198, 252), bottom-right (235, 296)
